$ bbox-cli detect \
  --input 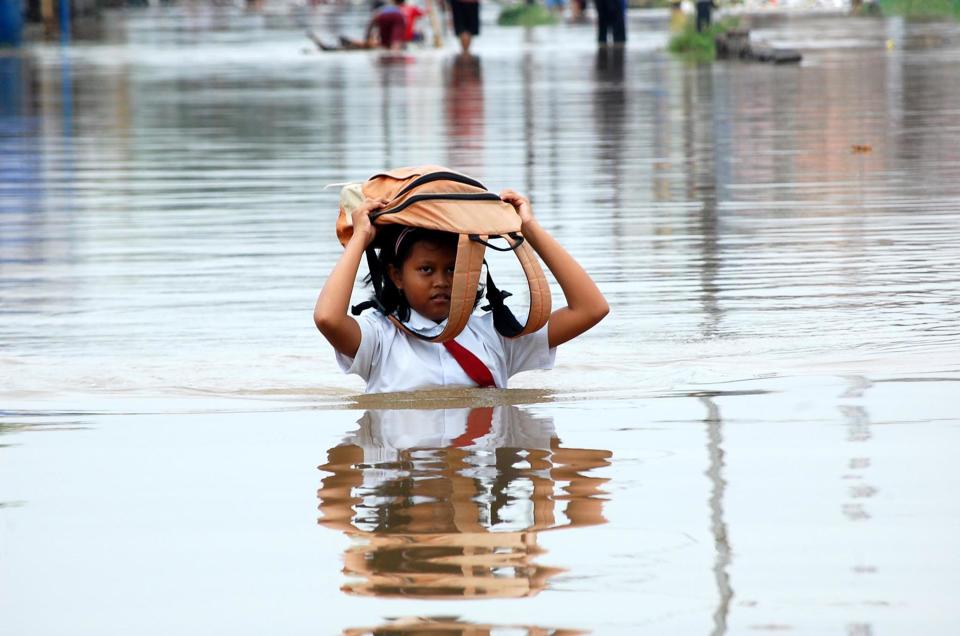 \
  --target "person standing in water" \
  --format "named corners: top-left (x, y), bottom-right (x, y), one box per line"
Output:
top-left (398, 0), bottom-right (426, 43)
top-left (313, 191), bottom-right (608, 393)
top-left (594, 0), bottom-right (625, 46)
top-left (449, 0), bottom-right (480, 53)
top-left (696, 0), bottom-right (717, 33)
